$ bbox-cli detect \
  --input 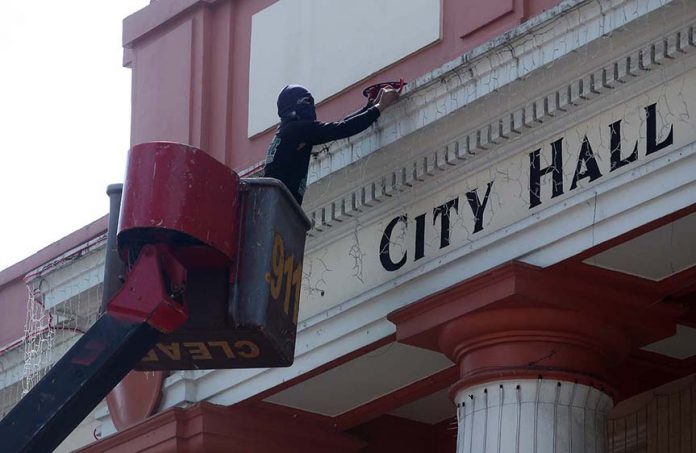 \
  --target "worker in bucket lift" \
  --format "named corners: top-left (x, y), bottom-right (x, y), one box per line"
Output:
top-left (262, 84), bottom-right (400, 205)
